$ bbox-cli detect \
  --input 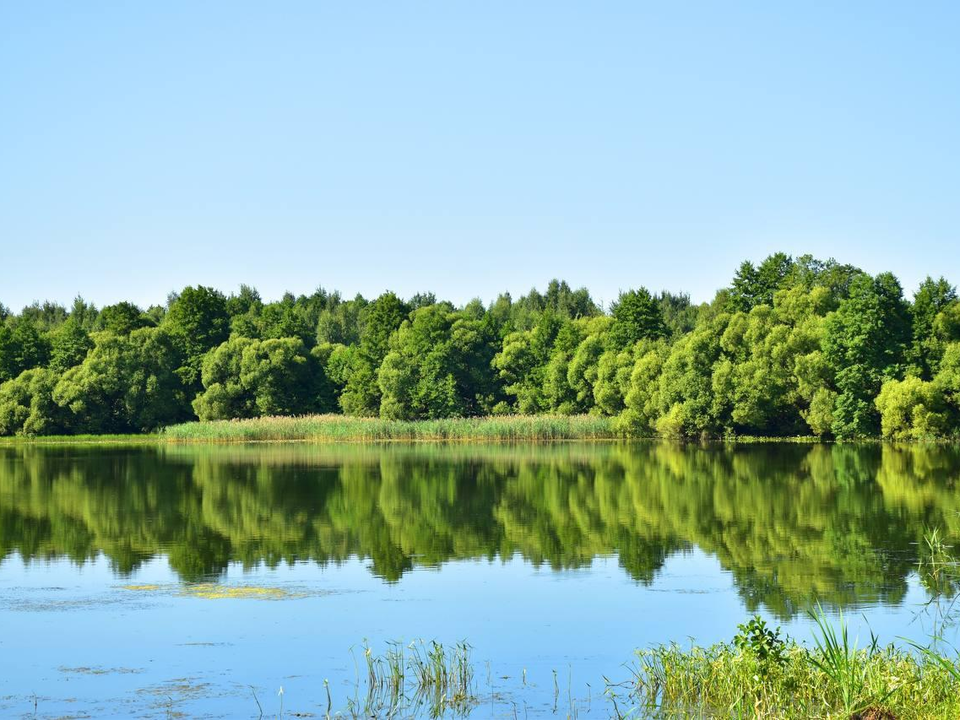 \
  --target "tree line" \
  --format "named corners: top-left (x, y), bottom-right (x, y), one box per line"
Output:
top-left (1, 252), bottom-right (959, 438)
